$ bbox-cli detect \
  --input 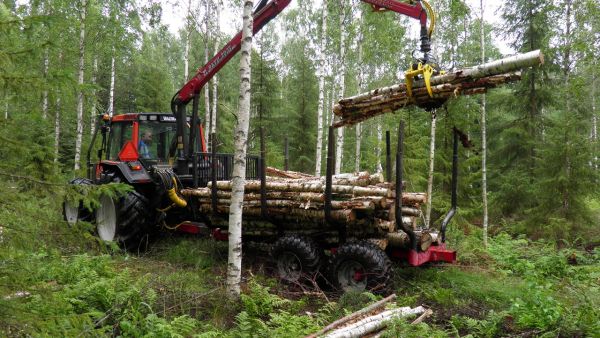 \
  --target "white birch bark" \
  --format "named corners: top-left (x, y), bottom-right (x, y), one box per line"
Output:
top-left (562, 0), bottom-right (573, 213)
top-left (593, 71), bottom-right (597, 170)
top-left (211, 0), bottom-right (220, 137)
top-left (315, 4), bottom-right (328, 176)
top-left (424, 111), bottom-right (437, 229)
top-left (480, 0), bottom-right (488, 247)
top-left (90, 57), bottom-right (98, 135)
top-left (107, 54), bottom-right (116, 117)
top-left (54, 96), bottom-right (61, 163)
top-left (42, 48), bottom-right (49, 119)
top-left (227, 0), bottom-right (254, 299)
top-left (355, 13), bottom-right (364, 173)
top-left (204, 0), bottom-right (212, 146)
top-left (74, 0), bottom-right (88, 171)
top-left (355, 123), bottom-right (361, 172)
top-left (324, 306), bottom-right (426, 338)
top-left (335, 0), bottom-right (349, 174)
top-left (183, 0), bottom-right (192, 83)
top-left (54, 52), bottom-right (63, 164)
top-left (376, 117), bottom-right (383, 173)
